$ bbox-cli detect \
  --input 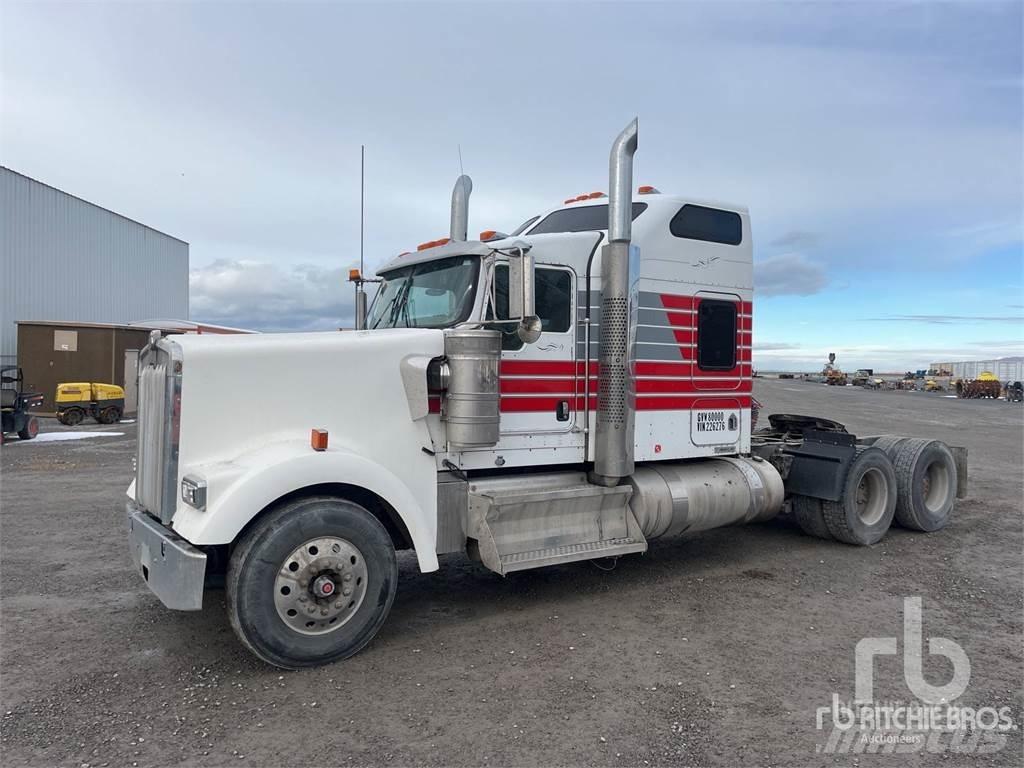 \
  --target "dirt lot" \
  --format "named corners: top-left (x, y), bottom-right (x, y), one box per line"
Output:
top-left (2, 380), bottom-right (1022, 767)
